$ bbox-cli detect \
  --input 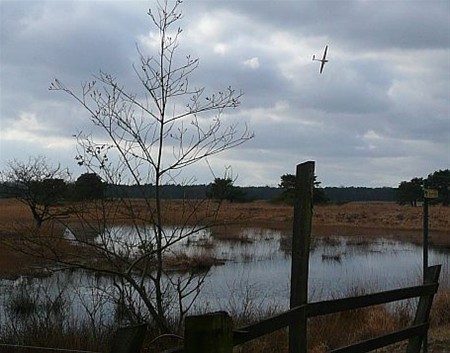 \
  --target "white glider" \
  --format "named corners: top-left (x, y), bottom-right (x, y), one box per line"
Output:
top-left (312, 45), bottom-right (329, 74)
